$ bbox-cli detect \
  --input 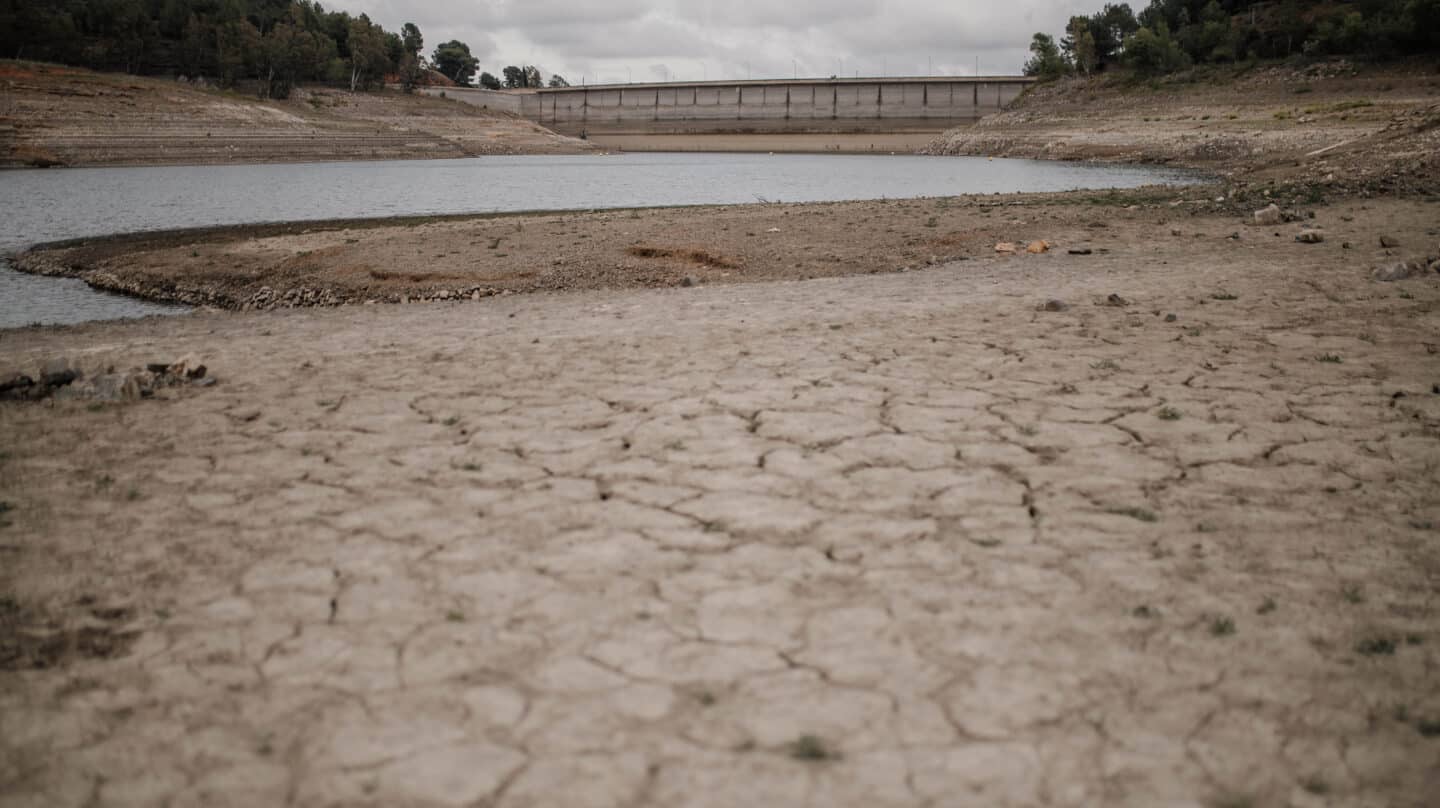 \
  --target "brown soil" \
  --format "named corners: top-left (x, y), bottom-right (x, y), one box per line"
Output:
top-left (923, 60), bottom-right (1440, 195)
top-left (0, 60), bottom-right (593, 167)
top-left (1, 197), bottom-right (1438, 806)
